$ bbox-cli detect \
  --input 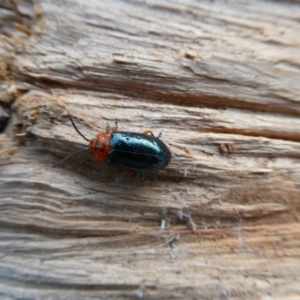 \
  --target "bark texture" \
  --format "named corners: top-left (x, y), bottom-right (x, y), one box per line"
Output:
top-left (0, 0), bottom-right (300, 299)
